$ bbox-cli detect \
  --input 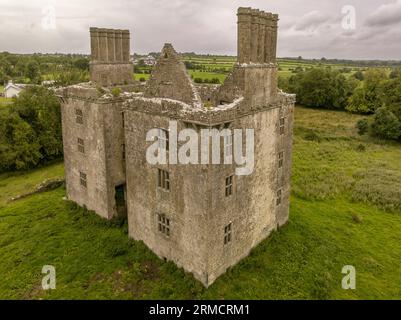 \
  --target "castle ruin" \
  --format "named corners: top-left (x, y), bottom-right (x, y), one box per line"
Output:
top-left (58, 7), bottom-right (295, 287)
